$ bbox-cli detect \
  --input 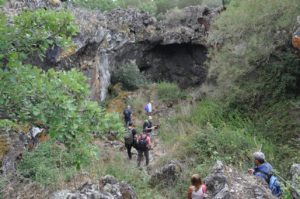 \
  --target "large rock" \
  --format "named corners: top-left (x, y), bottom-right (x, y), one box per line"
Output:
top-left (149, 160), bottom-right (183, 187)
top-left (51, 175), bottom-right (137, 199)
top-left (290, 164), bottom-right (300, 199)
top-left (205, 161), bottom-right (276, 199)
top-left (2, 1), bottom-right (221, 101)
